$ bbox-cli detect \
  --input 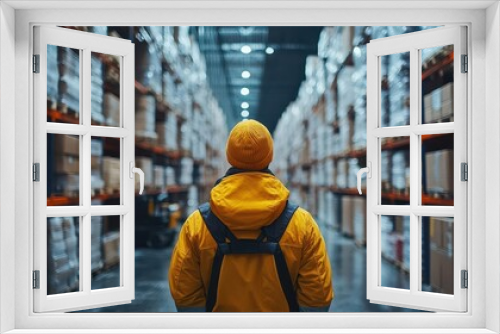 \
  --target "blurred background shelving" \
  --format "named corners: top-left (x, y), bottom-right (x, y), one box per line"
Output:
top-left (44, 25), bottom-right (456, 310)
